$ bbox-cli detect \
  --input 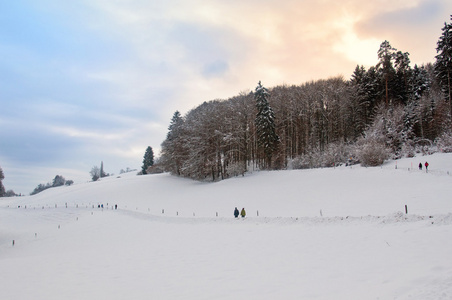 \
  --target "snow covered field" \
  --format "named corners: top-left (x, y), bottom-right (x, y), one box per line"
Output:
top-left (1, 153), bottom-right (452, 299)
